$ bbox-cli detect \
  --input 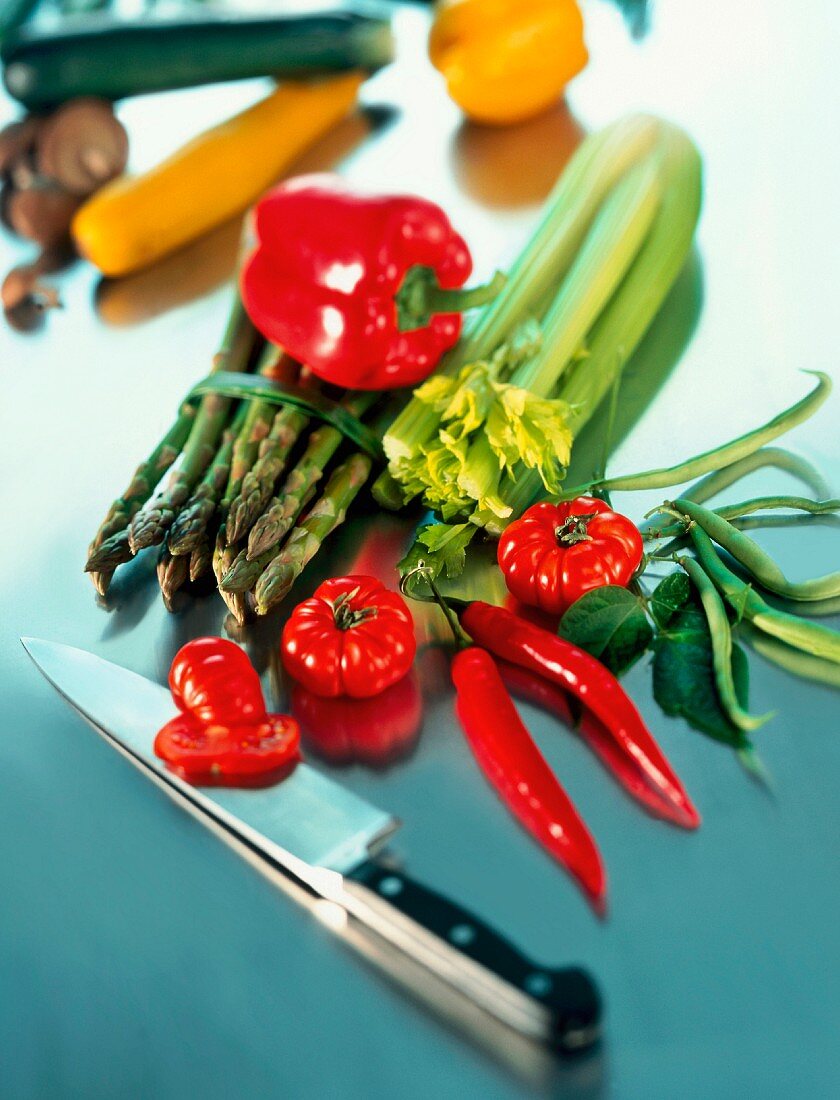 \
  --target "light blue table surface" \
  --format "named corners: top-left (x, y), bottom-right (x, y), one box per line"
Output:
top-left (2, 4), bottom-right (839, 1097)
